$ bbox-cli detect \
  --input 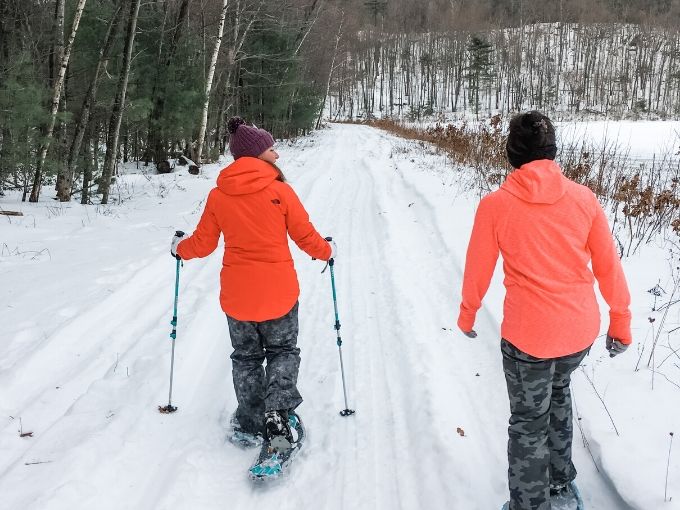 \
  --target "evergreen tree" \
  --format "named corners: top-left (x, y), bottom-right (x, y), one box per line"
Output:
top-left (466, 35), bottom-right (494, 118)
top-left (236, 15), bottom-right (324, 138)
top-left (0, 53), bottom-right (51, 198)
